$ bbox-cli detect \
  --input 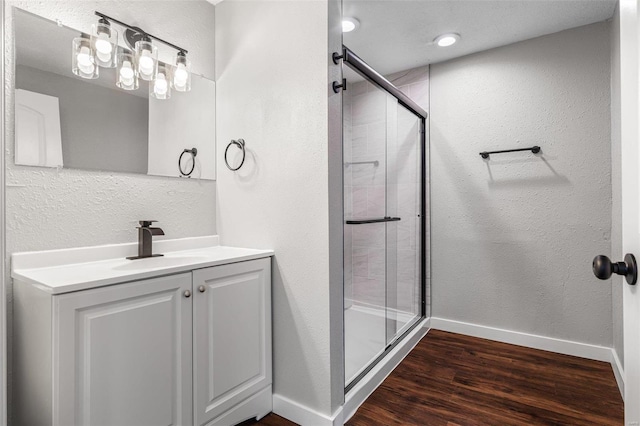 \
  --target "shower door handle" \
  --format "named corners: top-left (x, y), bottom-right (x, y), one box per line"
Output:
top-left (345, 217), bottom-right (401, 225)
